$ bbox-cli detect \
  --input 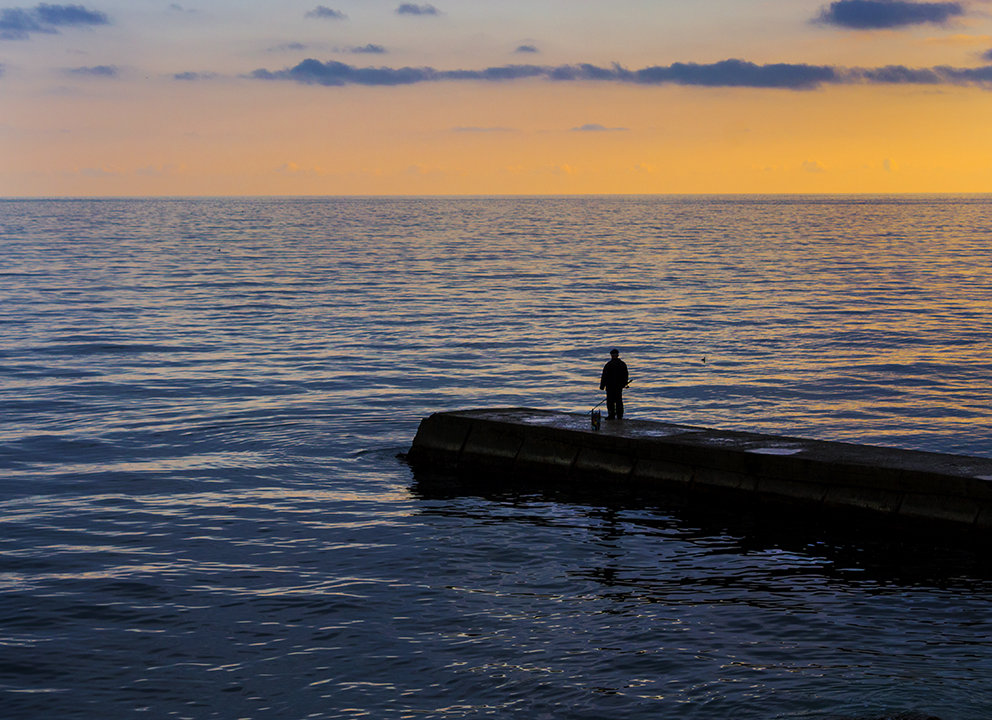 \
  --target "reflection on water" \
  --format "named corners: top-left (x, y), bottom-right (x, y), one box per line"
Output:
top-left (411, 476), bottom-right (991, 719)
top-left (2, 196), bottom-right (992, 719)
top-left (411, 473), bottom-right (992, 590)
